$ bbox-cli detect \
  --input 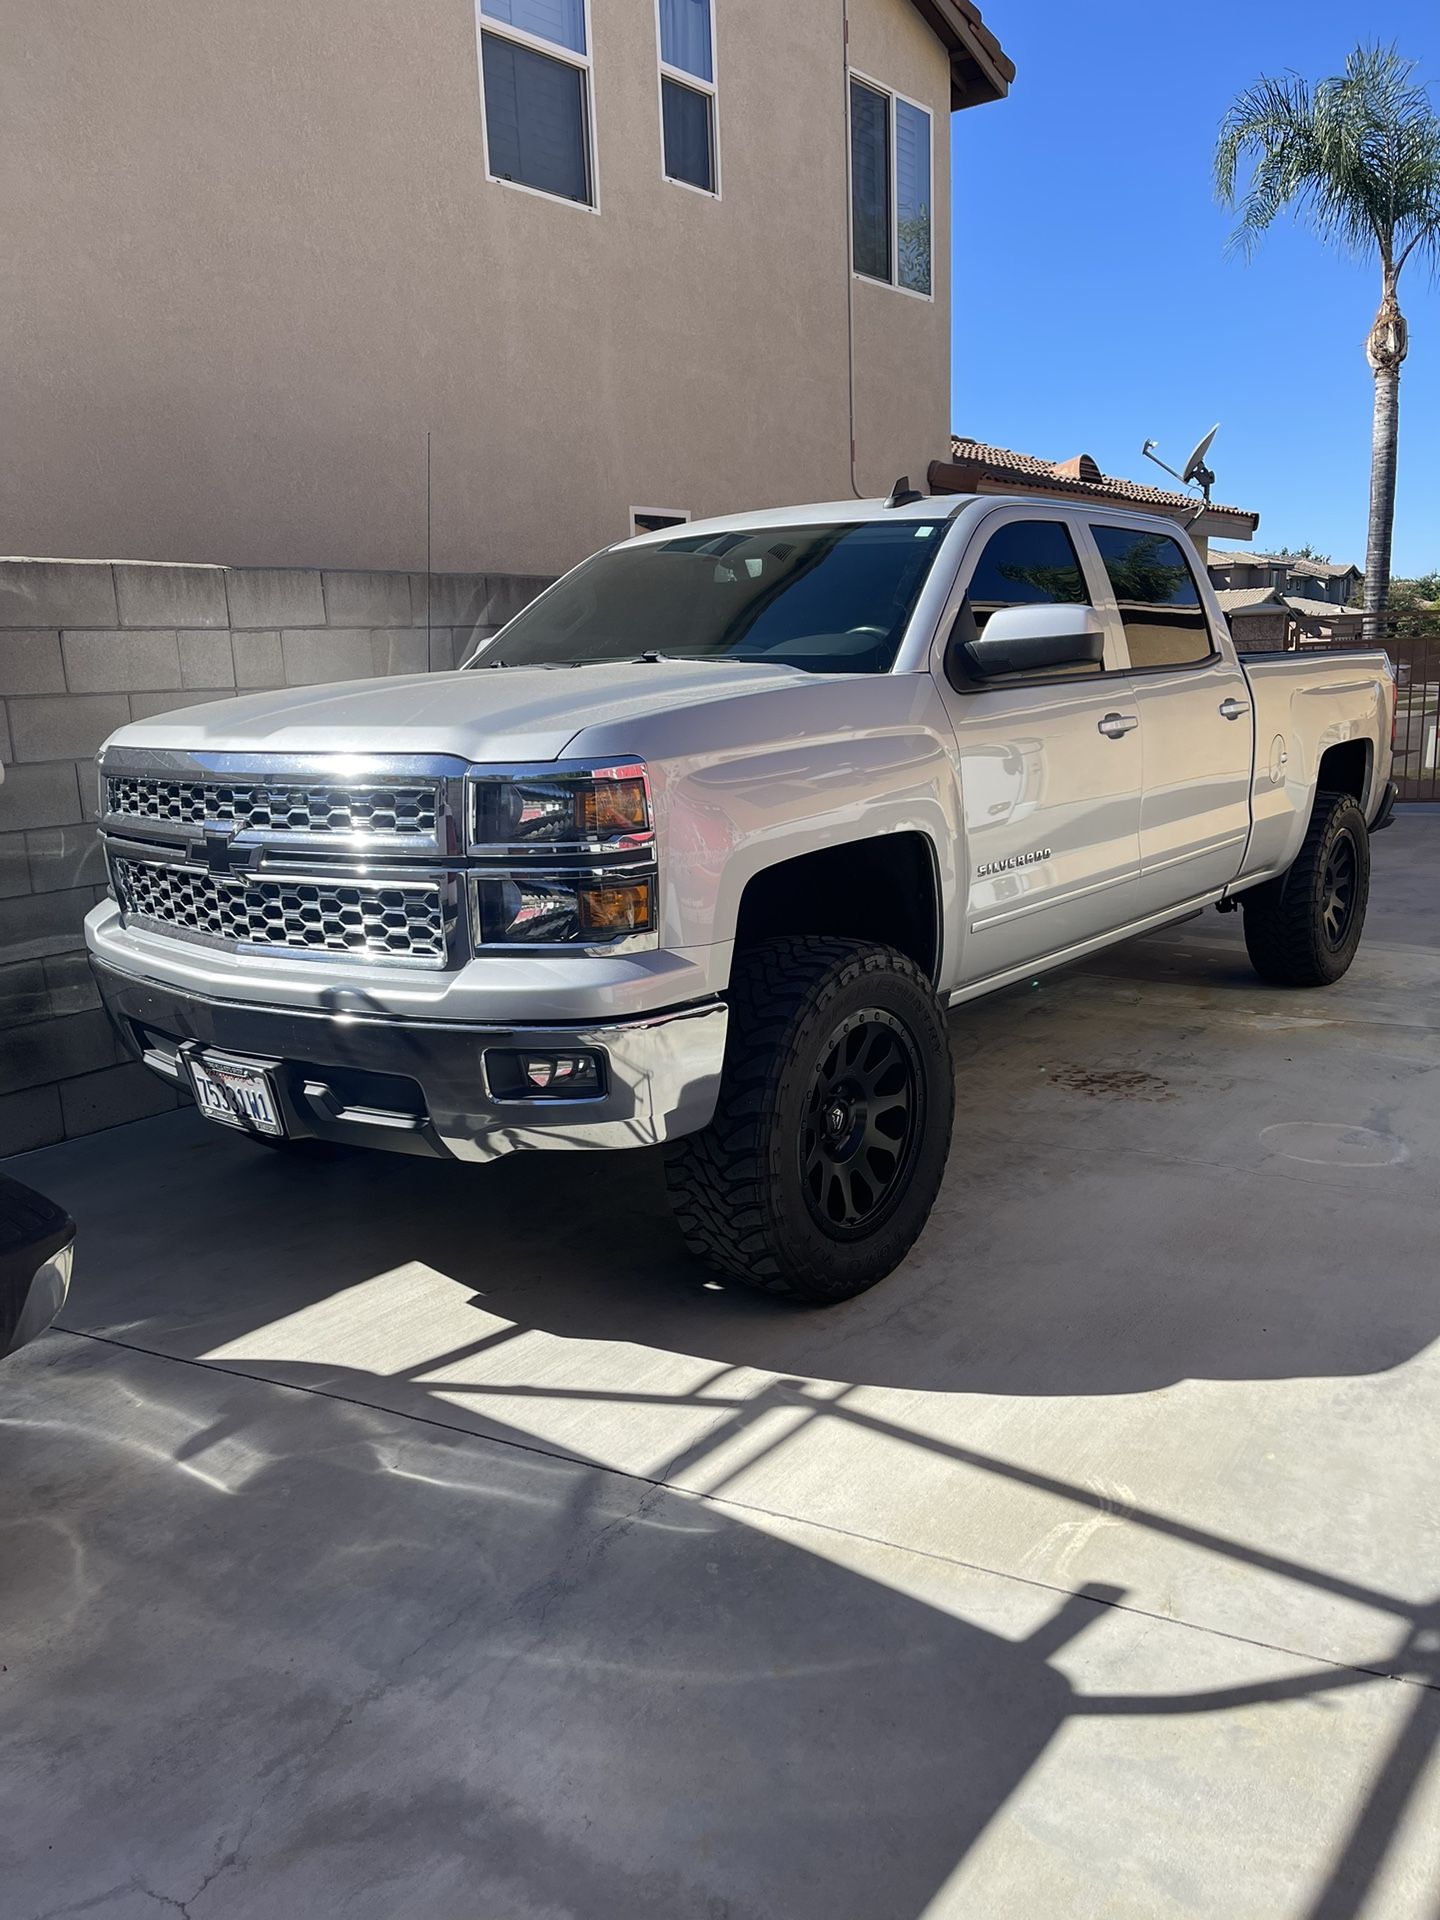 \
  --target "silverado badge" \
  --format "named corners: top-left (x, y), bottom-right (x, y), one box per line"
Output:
top-left (976, 848), bottom-right (1052, 878)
